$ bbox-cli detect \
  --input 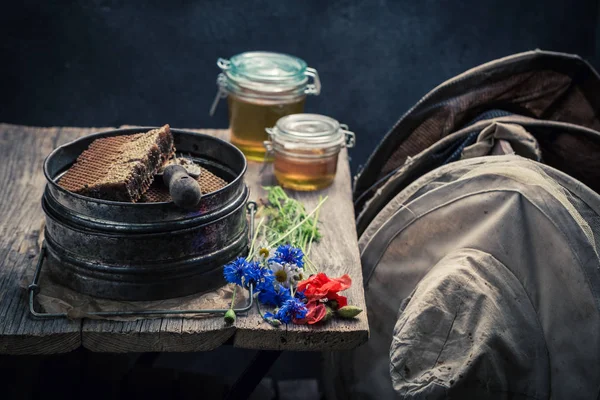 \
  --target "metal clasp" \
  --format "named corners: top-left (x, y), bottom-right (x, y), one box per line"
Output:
top-left (217, 58), bottom-right (231, 70)
top-left (264, 127), bottom-right (276, 153)
top-left (304, 67), bottom-right (321, 95)
top-left (340, 124), bottom-right (355, 148)
top-left (260, 141), bottom-right (275, 173)
top-left (260, 127), bottom-right (276, 173)
top-left (263, 140), bottom-right (273, 154)
top-left (209, 73), bottom-right (228, 116)
top-left (264, 127), bottom-right (277, 155)
top-left (263, 127), bottom-right (275, 154)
